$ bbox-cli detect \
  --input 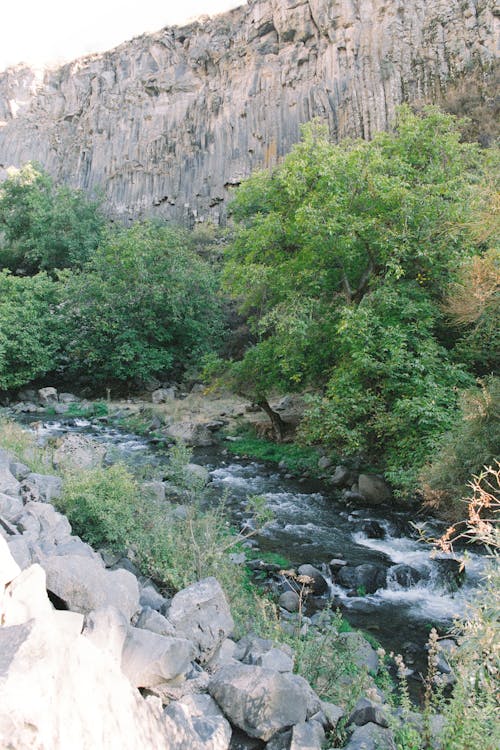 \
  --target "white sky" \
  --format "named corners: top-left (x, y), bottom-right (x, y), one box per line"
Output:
top-left (0, 1), bottom-right (243, 72)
